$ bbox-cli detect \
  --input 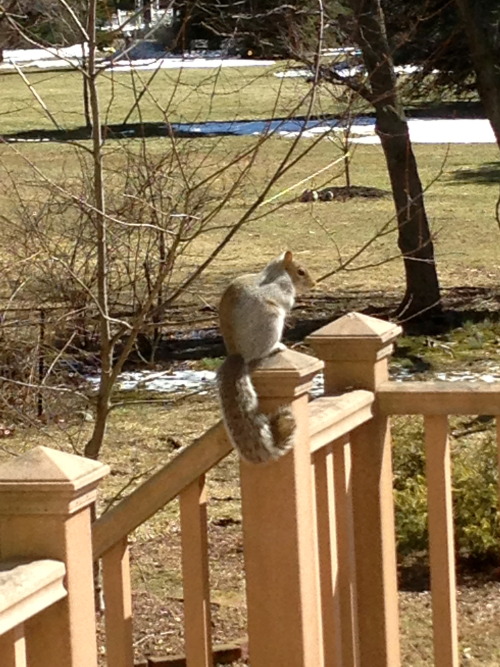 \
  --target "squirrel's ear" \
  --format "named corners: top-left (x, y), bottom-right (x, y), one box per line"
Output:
top-left (283, 250), bottom-right (293, 264)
